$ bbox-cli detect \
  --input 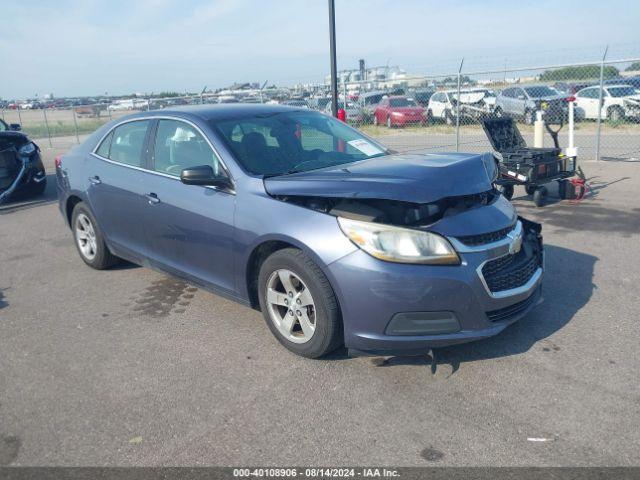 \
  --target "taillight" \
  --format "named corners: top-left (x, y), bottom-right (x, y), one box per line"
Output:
top-left (566, 96), bottom-right (576, 102)
top-left (54, 155), bottom-right (62, 169)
